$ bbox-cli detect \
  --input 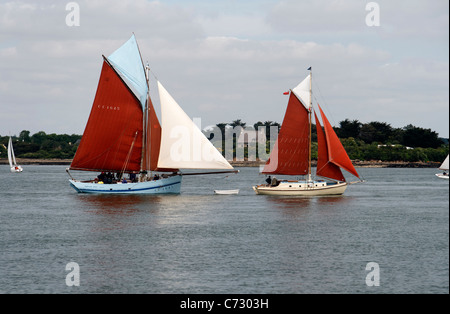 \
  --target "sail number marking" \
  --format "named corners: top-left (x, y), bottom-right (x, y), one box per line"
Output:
top-left (97, 105), bottom-right (120, 110)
